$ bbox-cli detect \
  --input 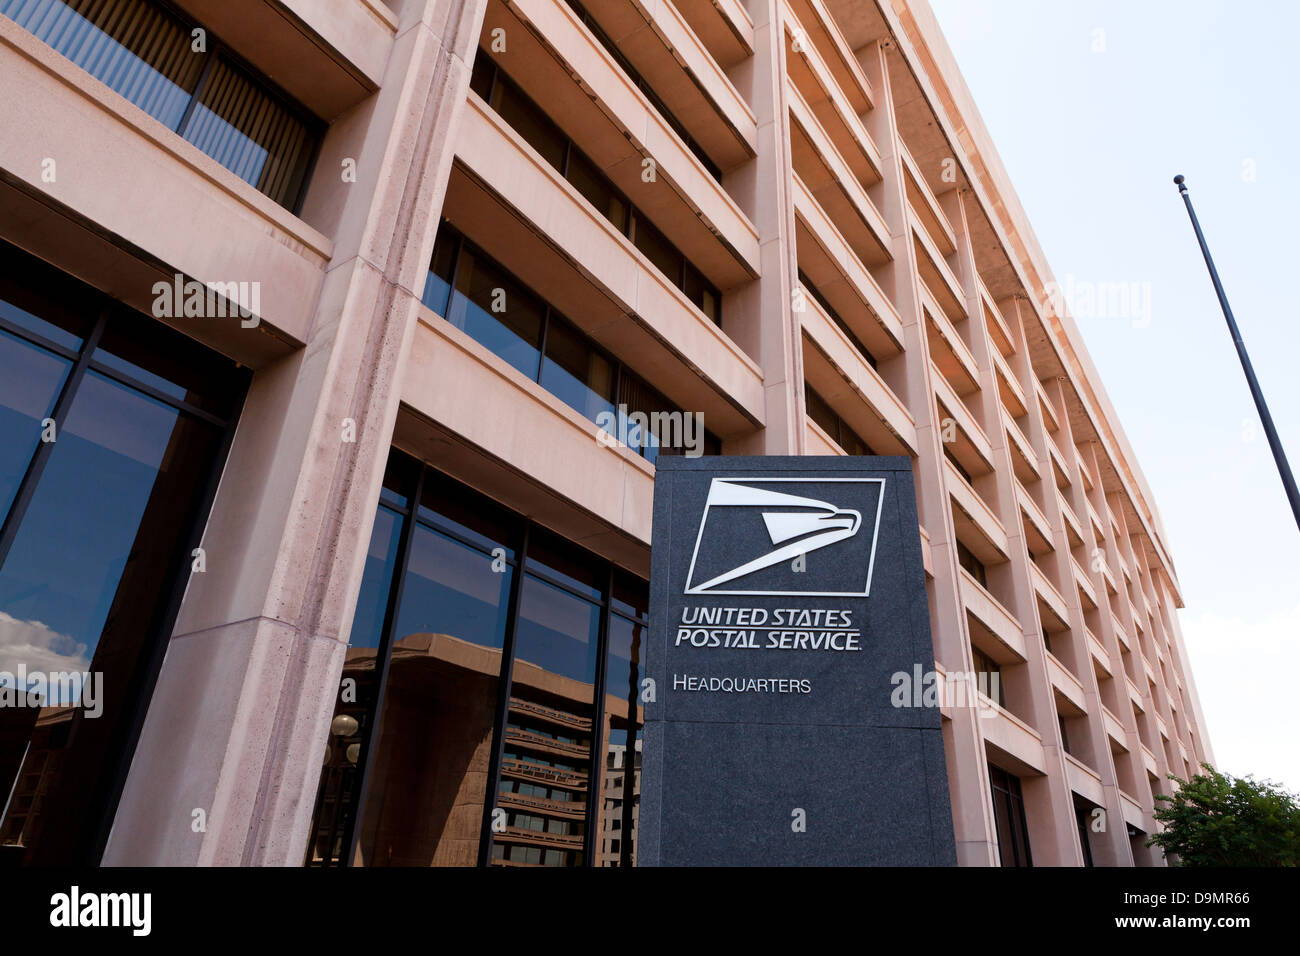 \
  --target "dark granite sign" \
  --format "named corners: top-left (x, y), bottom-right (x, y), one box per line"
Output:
top-left (639, 456), bottom-right (956, 866)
